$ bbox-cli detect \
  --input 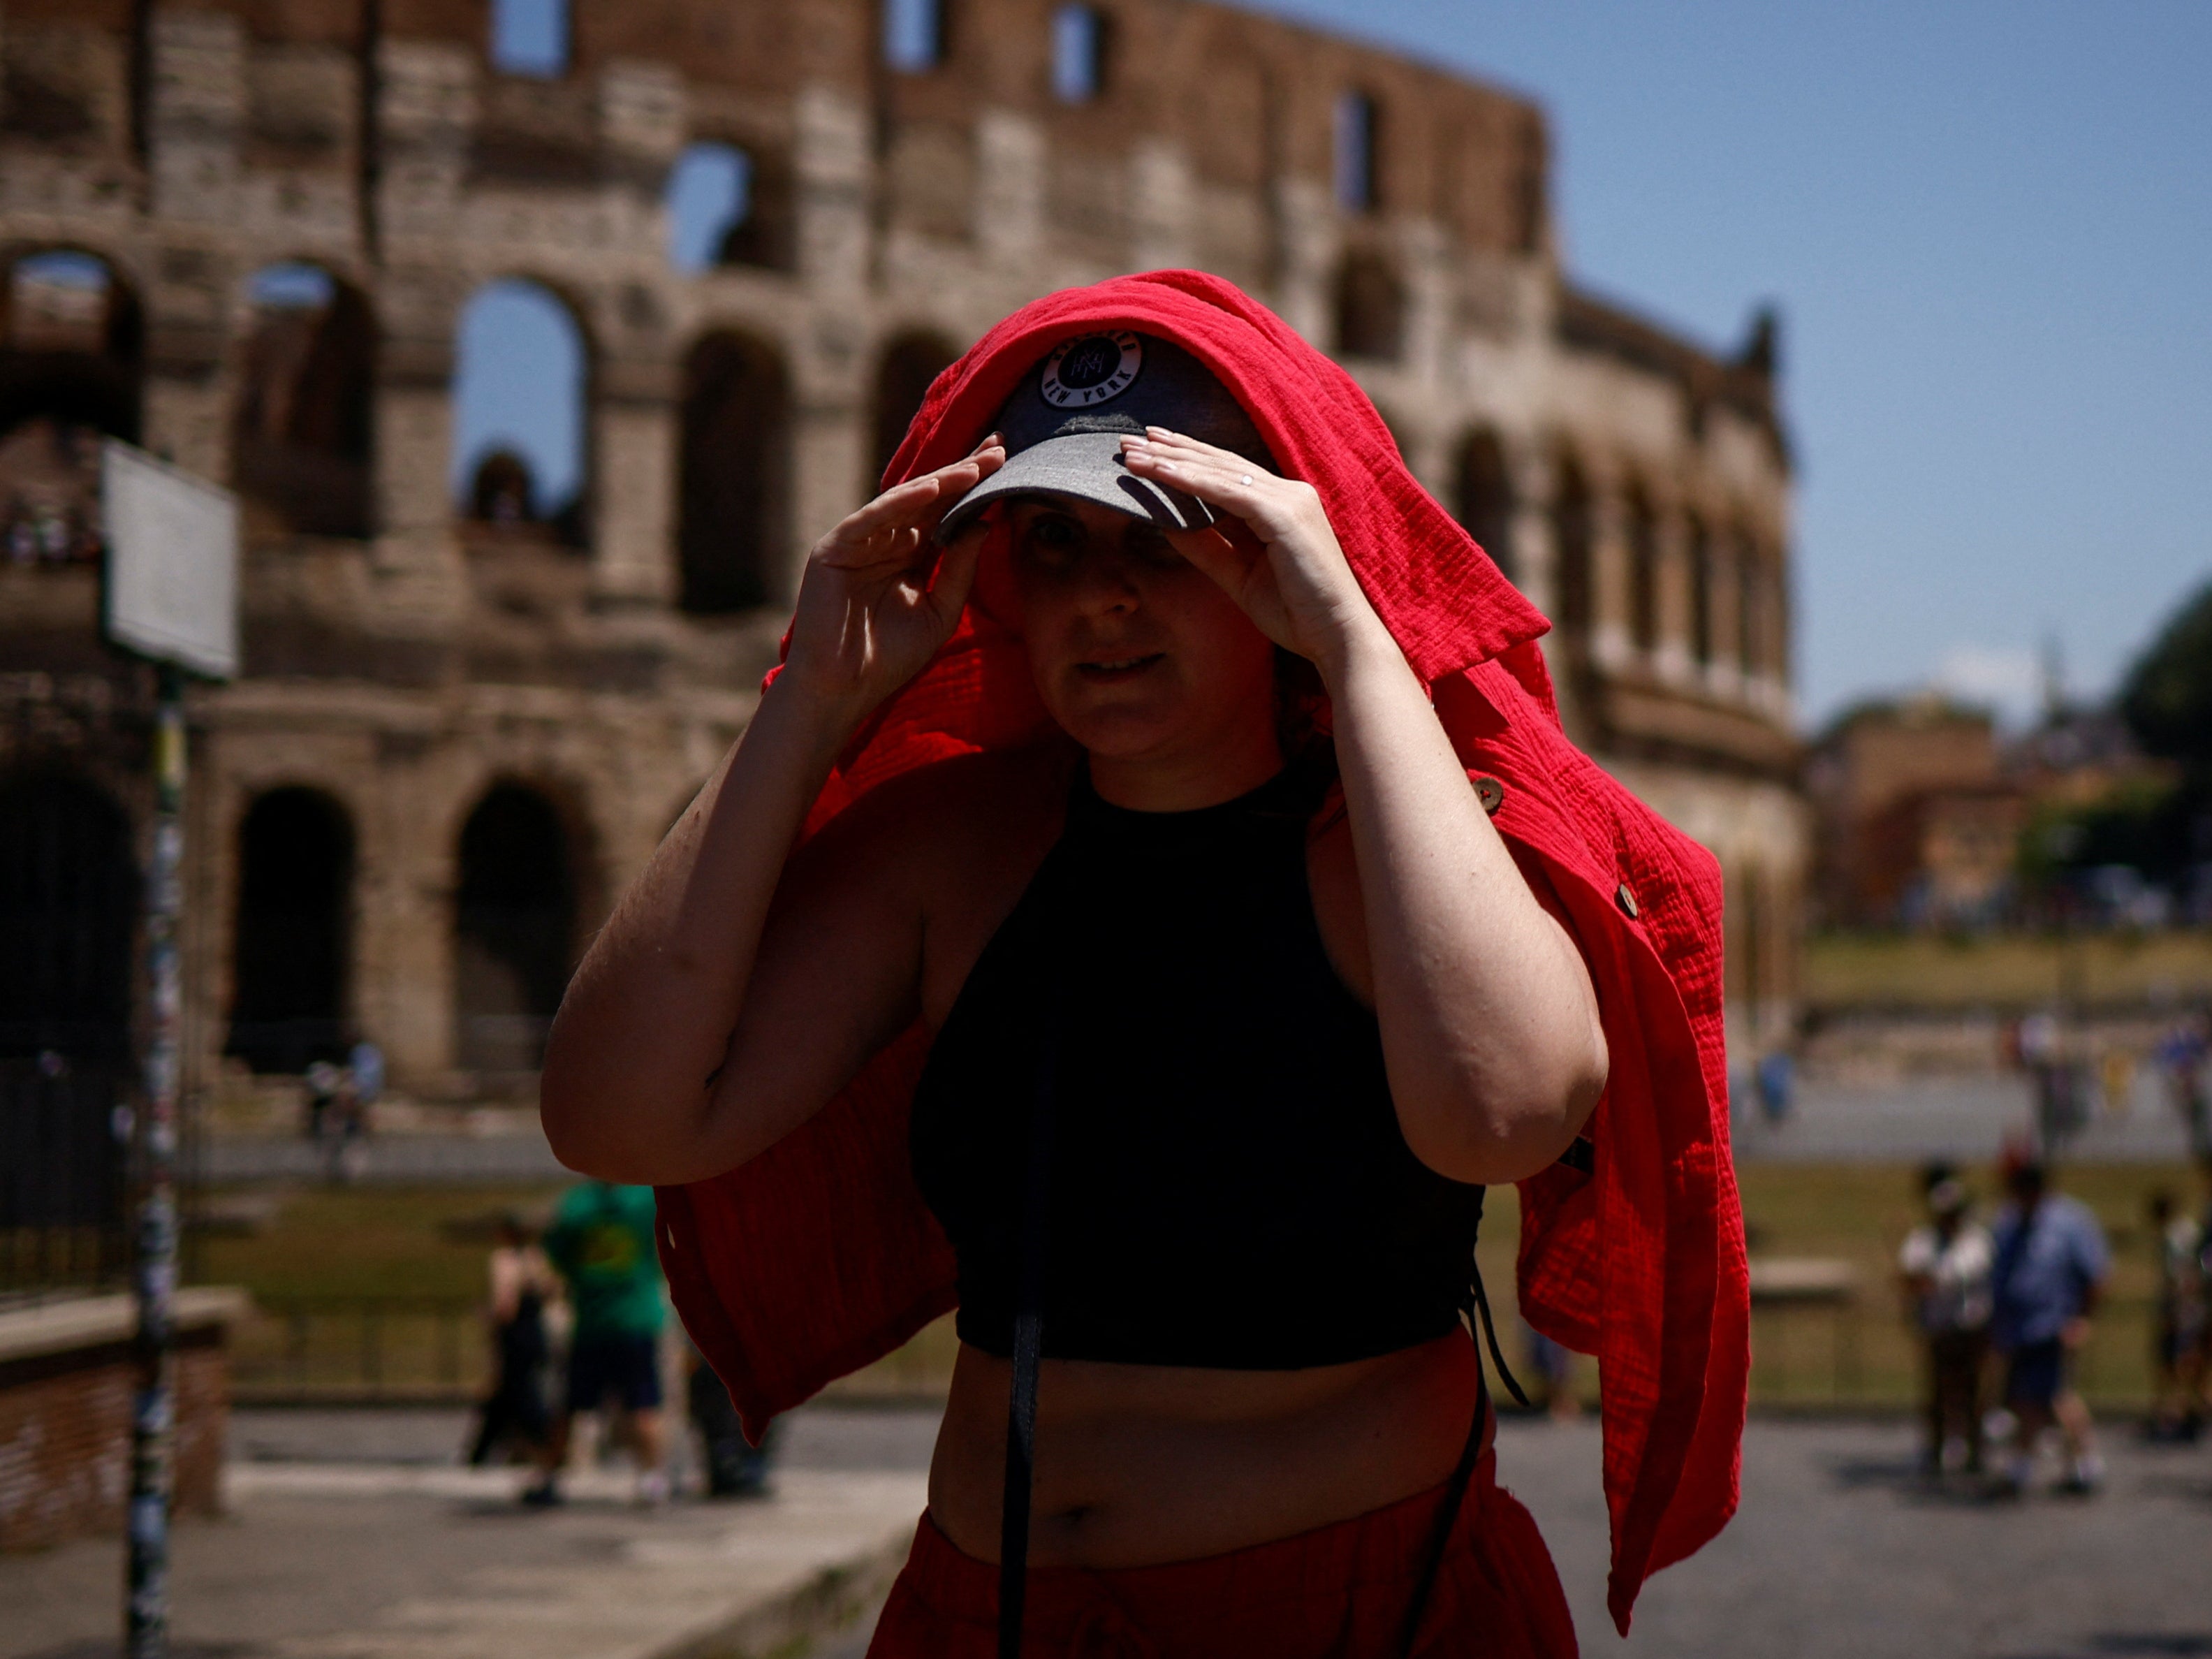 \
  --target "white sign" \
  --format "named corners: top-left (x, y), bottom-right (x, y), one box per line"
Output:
top-left (101, 441), bottom-right (240, 681)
